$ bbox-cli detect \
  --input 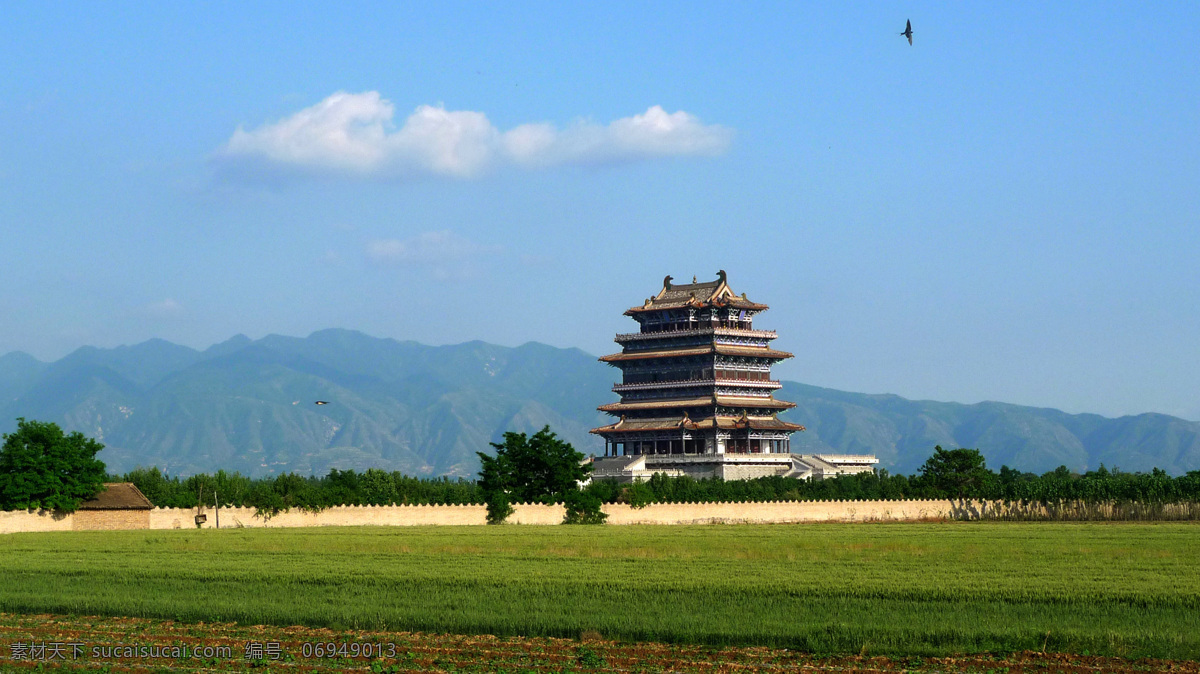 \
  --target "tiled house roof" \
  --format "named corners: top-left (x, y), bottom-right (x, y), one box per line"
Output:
top-left (78, 483), bottom-right (154, 510)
